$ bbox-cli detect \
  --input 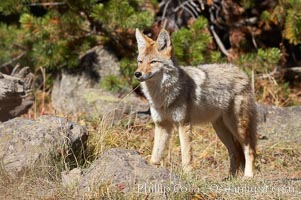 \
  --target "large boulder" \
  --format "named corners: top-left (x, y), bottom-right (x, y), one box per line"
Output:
top-left (51, 46), bottom-right (148, 121)
top-left (77, 148), bottom-right (182, 194)
top-left (0, 115), bottom-right (87, 178)
top-left (52, 86), bottom-right (148, 123)
top-left (257, 104), bottom-right (301, 142)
